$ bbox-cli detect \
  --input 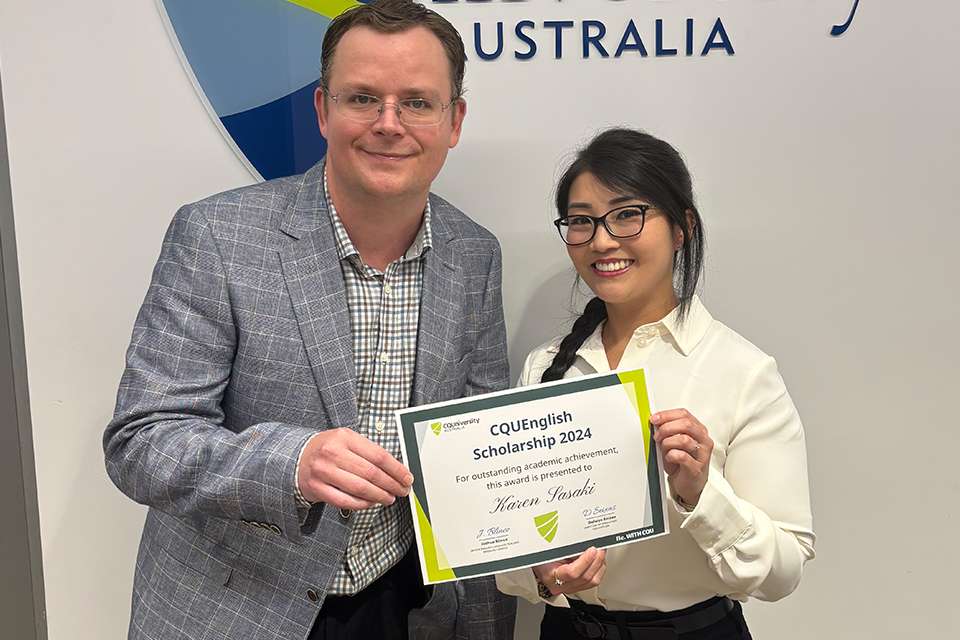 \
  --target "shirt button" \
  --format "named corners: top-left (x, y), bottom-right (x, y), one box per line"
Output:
top-left (384, 283), bottom-right (393, 295)
top-left (375, 420), bottom-right (385, 433)
top-left (378, 353), bottom-right (390, 364)
top-left (306, 589), bottom-right (319, 603)
top-left (339, 508), bottom-right (352, 519)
